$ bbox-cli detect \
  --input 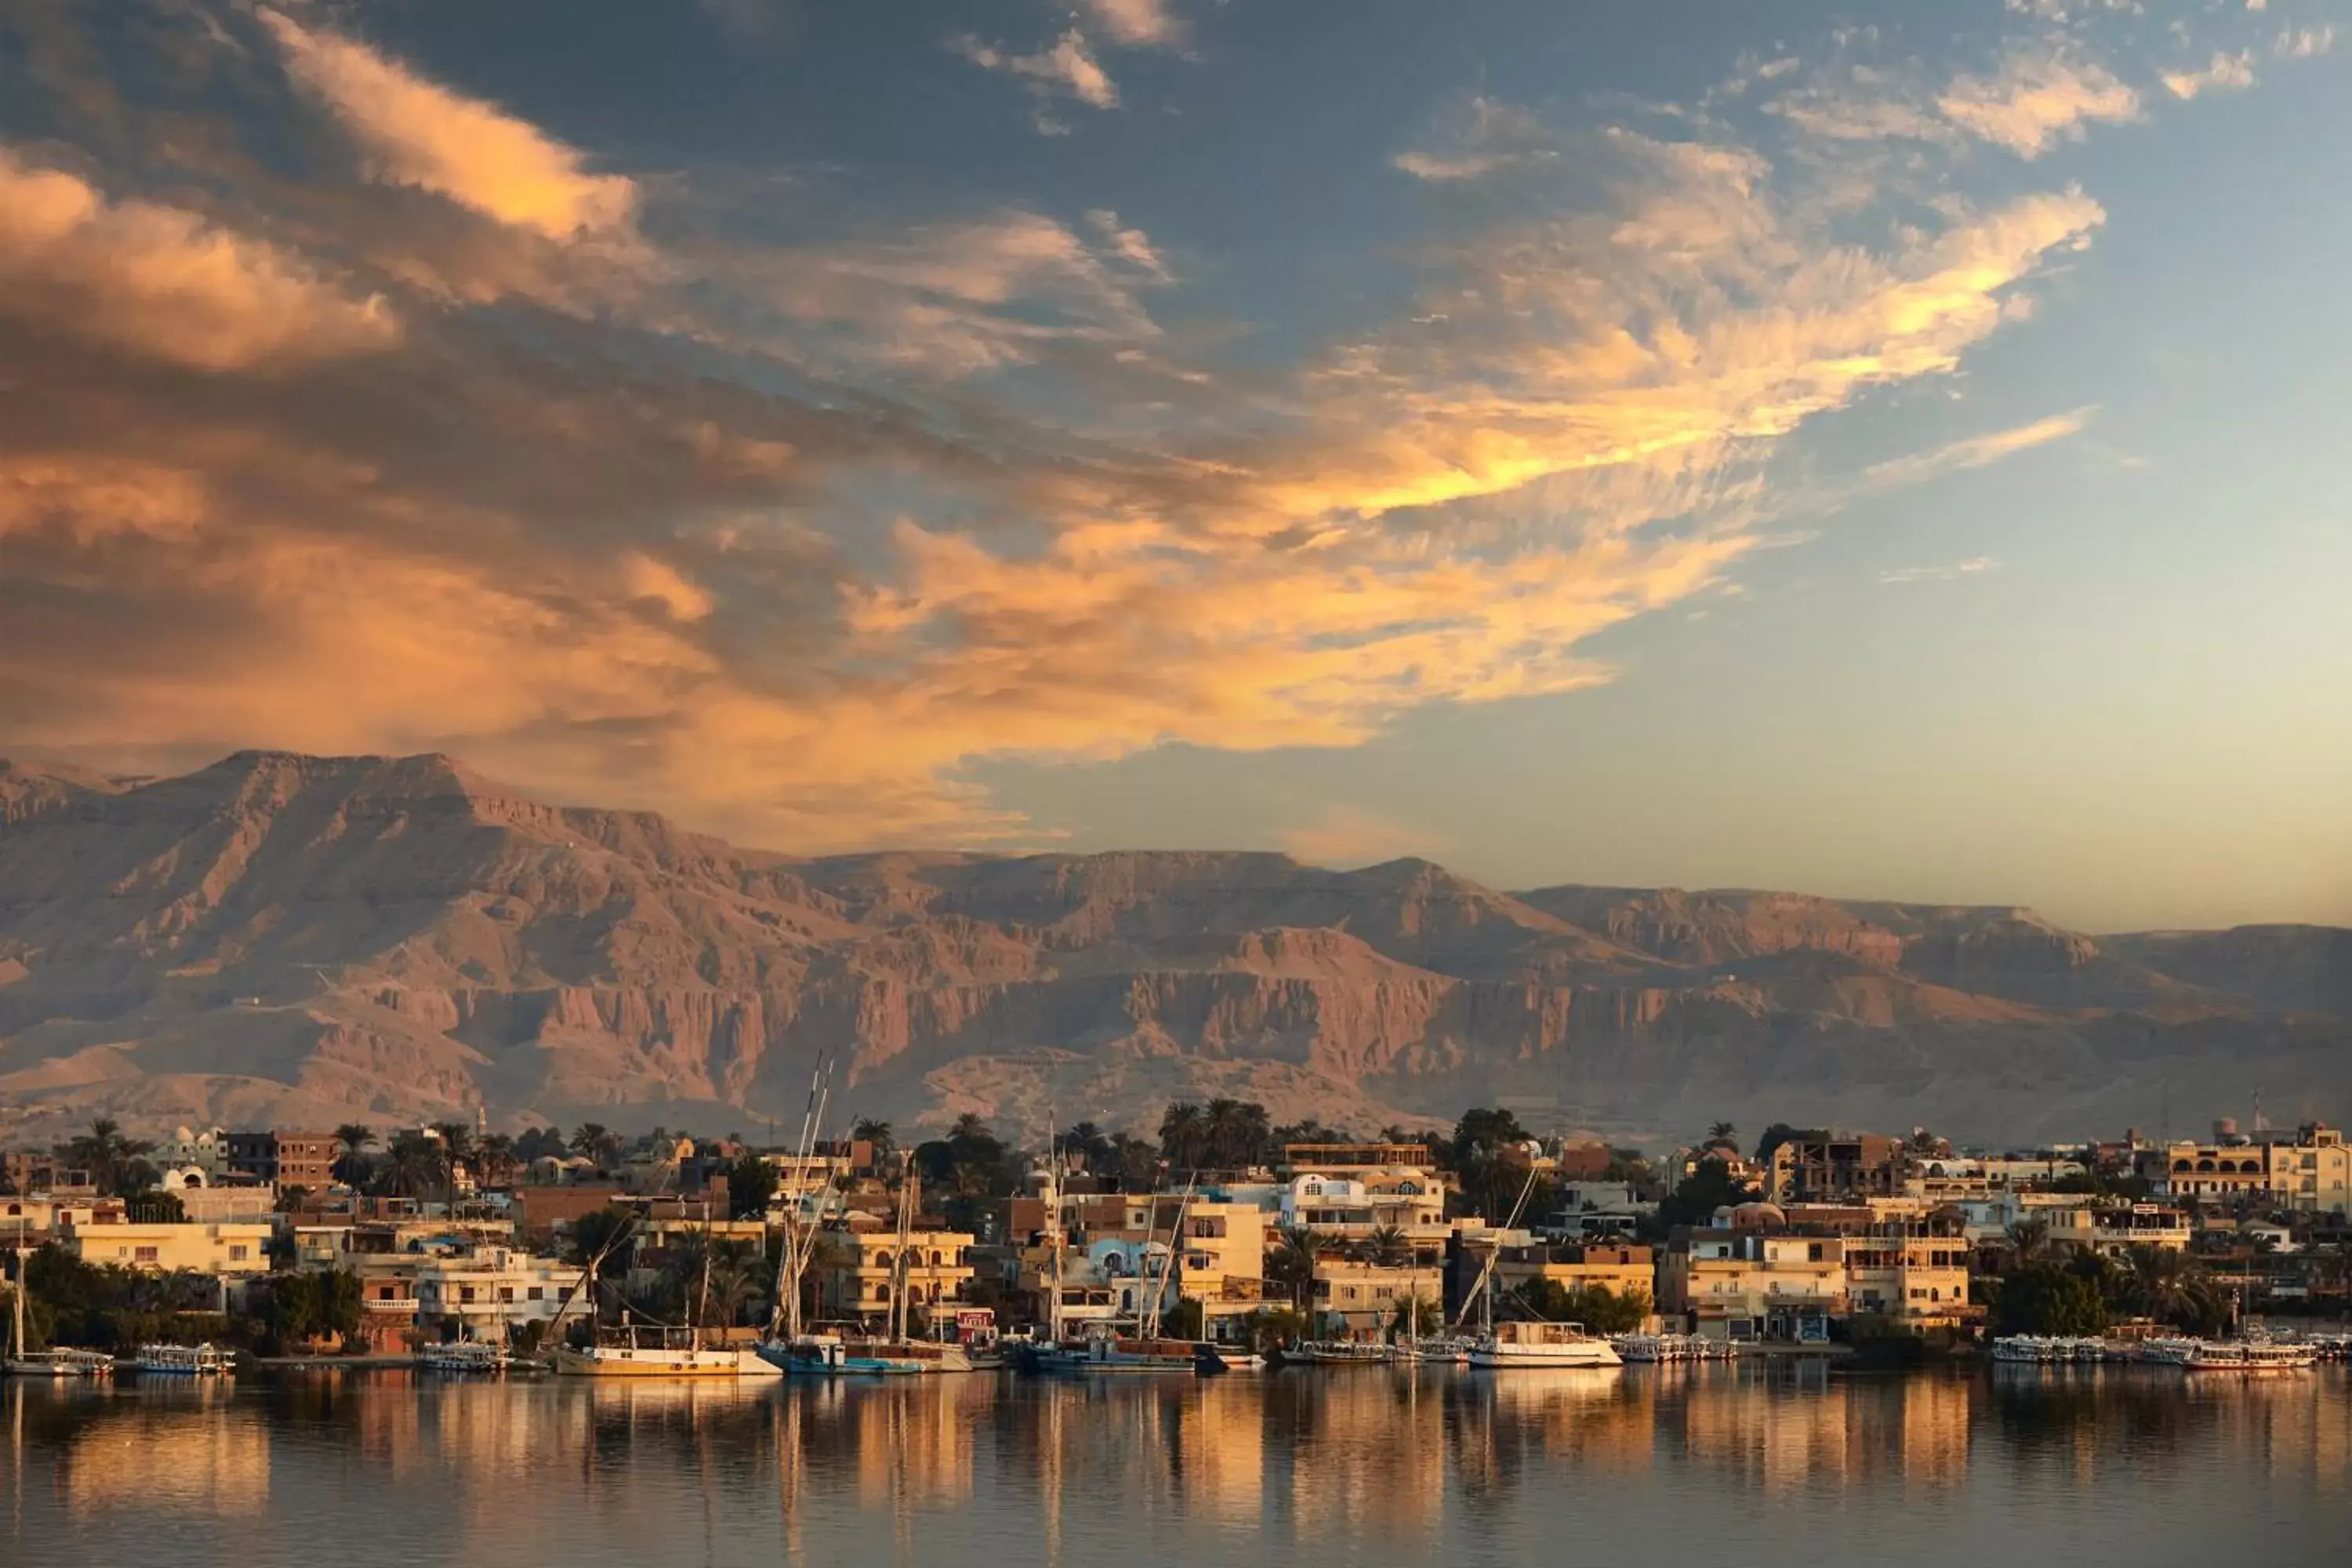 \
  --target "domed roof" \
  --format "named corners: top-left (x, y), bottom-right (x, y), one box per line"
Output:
top-left (1728, 1201), bottom-right (1788, 1230)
